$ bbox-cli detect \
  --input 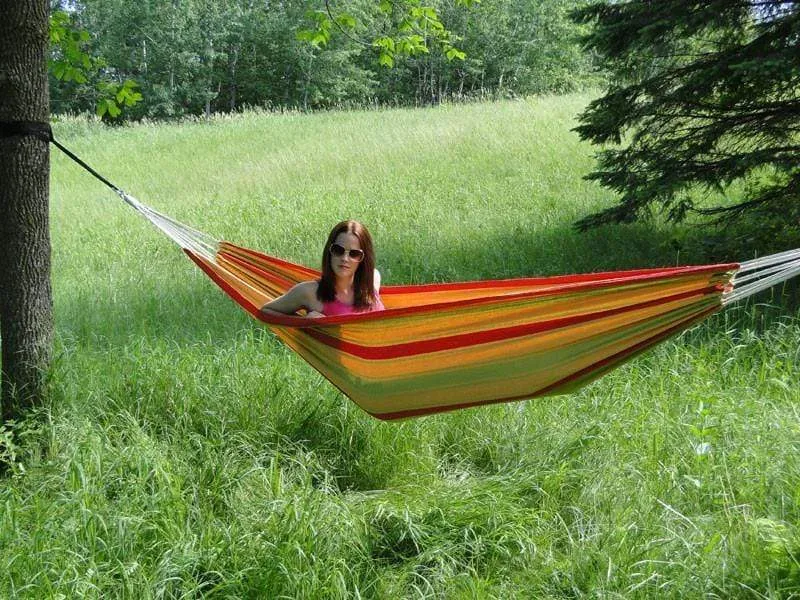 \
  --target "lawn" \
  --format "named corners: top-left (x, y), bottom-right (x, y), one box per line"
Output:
top-left (2, 93), bottom-right (799, 598)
